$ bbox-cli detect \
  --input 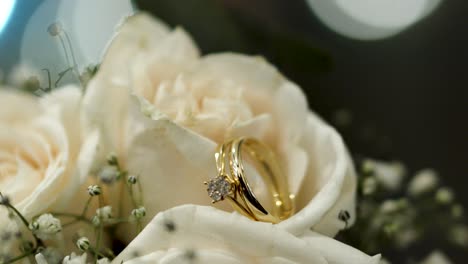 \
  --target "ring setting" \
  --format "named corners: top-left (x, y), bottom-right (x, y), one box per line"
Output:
top-left (205, 137), bottom-right (294, 223)
top-left (205, 175), bottom-right (233, 202)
